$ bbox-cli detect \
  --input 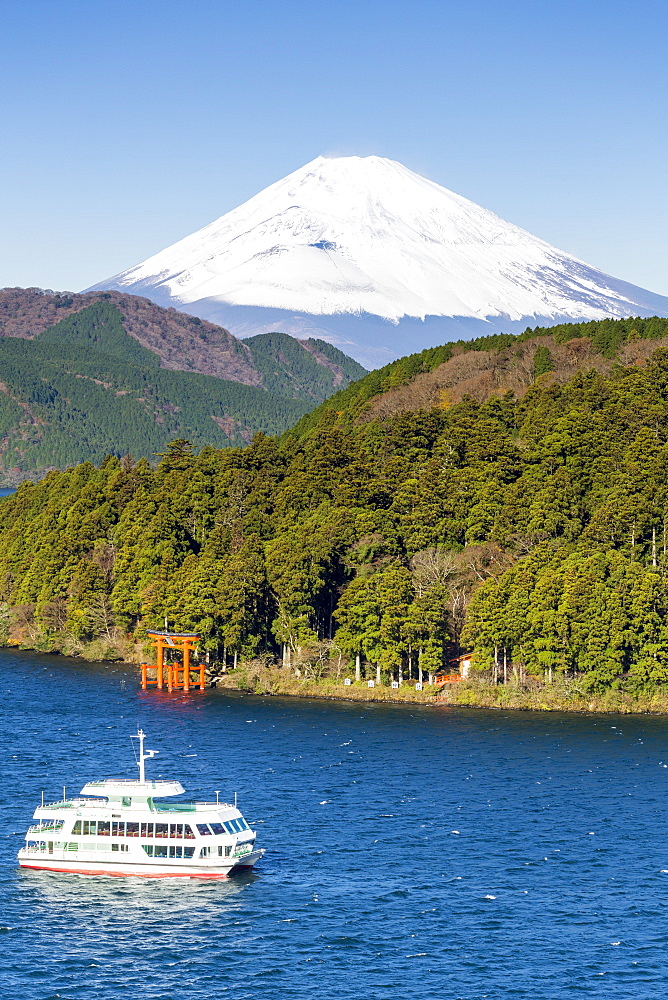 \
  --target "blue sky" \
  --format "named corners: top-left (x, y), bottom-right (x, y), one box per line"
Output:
top-left (1, 0), bottom-right (666, 293)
